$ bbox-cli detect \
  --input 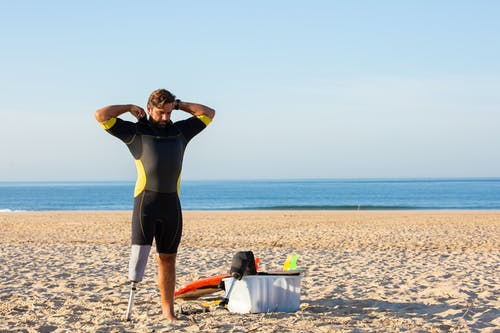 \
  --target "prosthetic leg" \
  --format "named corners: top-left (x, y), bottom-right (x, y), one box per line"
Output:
top-left (125, 245), bottom-right (151, 321)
